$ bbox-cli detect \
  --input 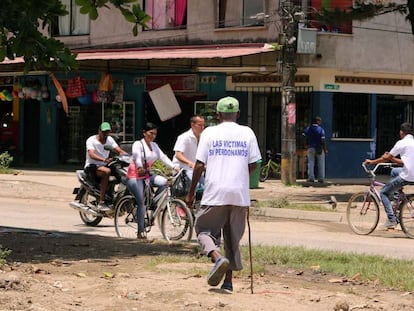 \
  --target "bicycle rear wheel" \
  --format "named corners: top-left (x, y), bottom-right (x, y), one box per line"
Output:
top-left (114, 195), bottom-right (138, 238)
top-left (259, 165), bottom-right (269, 182)
top-left (347, 192), bottom-right (379, 235)
top-left (160, 198), bottom-right (193, 241)
top-left (399, 194), bottom-right (414, 239)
